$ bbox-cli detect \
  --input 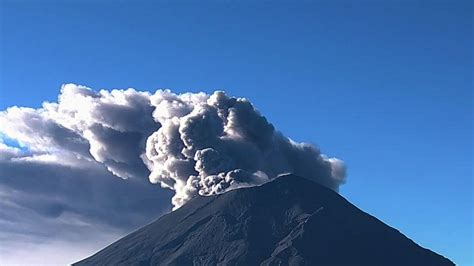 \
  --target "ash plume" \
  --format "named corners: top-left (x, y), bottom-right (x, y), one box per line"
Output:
top-left (145, 90), bottom-right (347, 208)
top-left (0, 84), bottom-right (347, 209)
